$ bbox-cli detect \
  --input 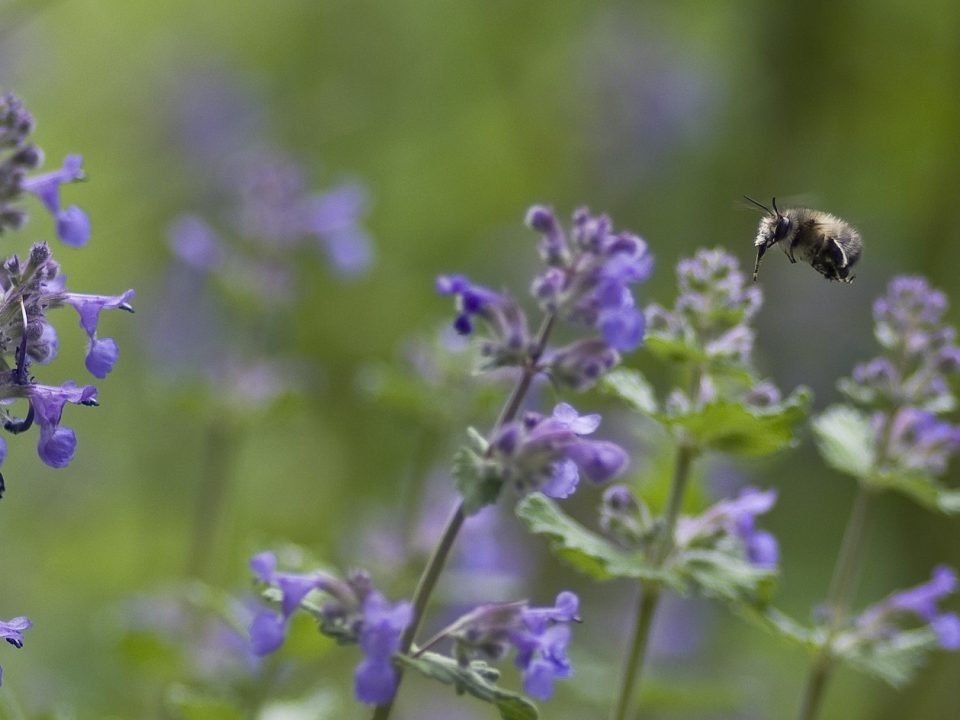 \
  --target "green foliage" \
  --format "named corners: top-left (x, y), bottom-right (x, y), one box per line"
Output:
top-left (674, 548), bottom-right (776, 605)
top-left (166, 685), bottom-right (245, 720)
top-left (833, 627), bottom-right (943, 688)
top-left (515, 493), bottom-right (673, 586)
top-left (812, 405), bottom-right (960, 514)
top-left (453, 429), bottom-right (501, 515)
top-left (603, 368), bottom-right (811, 456)
top-left (669, 388), bottom-right (811, 457)
top-left (516, 494), bottom-right (775, 606)
top-left (396, 652), bottom-right (539, 720)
